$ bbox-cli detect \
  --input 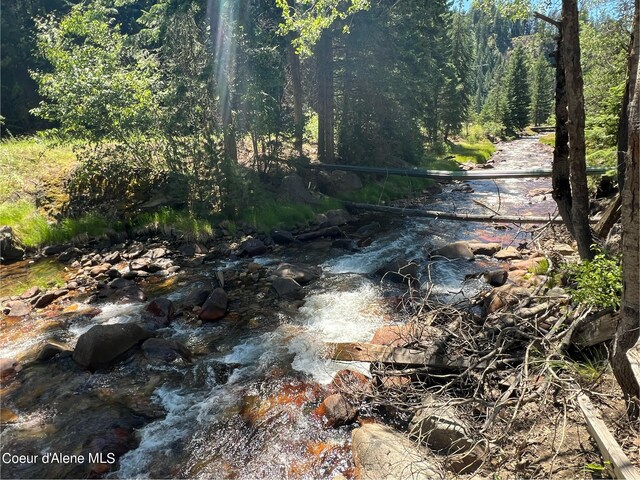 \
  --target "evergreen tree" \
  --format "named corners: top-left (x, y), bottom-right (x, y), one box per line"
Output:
top-left (503, 45), bottom-right (531, 133)
top-left (530, 52), bottom-right (554, 125)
